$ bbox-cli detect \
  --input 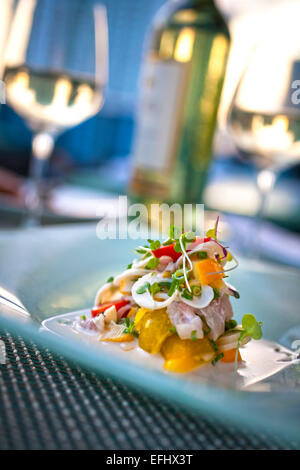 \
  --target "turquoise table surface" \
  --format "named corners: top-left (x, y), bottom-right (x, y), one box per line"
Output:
top-left (0, 223), bottom-right (300, 445)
